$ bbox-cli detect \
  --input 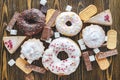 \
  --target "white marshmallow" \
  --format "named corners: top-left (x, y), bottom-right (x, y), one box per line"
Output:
top-left (93, 48), bottom-right (100, 54)
top-left (8, 59), bottom-right (16, 66)
top-left (105, 36), bottom-right (108, 41)
top-left (54, 32), bottom-right (60, 38)
top-left (40, 0), bottom-right (47, 6)
top-left (45, 38), bottom-right (52, 43)
top-left (79, 44), bottom-right (86, 50)
top-left (78, 39), bottom-right (85, 45)
top-left (10, 29), bottom-right (17, 35)
top-left (65, 5), bottom-right (72, 11)
top-left (89, 55), bottom-right (95, 62)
